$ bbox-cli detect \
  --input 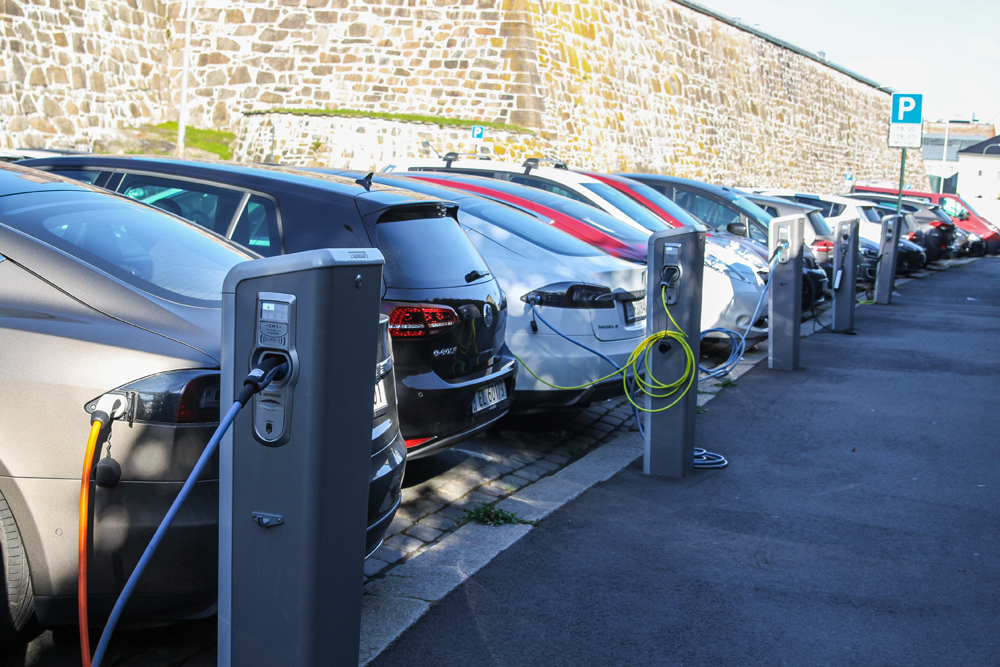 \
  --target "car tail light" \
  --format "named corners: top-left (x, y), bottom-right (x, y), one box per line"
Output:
top-left (97, 370), bottom-right (221, 424)
top-left (388, 305), bottom-right (459, 338)
top-left (811, 240), bottom-right (834, 252)
top-left (520, 283), bottom-right (616, 309)
top-left (905, 232), bottom-right (919, 241)
top-left (928, 221), bottom-right (944, 228)
top-left (405, 437), bottom-right (433, 449)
